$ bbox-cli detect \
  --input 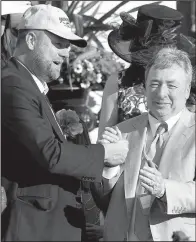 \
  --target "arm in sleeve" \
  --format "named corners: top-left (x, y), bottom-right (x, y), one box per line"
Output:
top-left (2, 83), bottom-right (104, 182)
top-left (162, 180), bottom-right (195, 214)
top-left (157, 136), bottom-right (195, 215)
